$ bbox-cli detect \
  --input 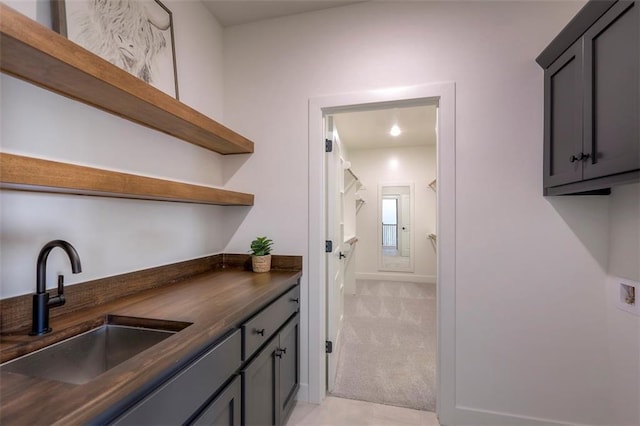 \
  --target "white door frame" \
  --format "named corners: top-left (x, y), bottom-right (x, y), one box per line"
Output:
top-left (308, 82), bottom-right (456, 424)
